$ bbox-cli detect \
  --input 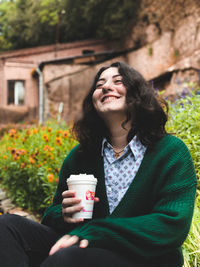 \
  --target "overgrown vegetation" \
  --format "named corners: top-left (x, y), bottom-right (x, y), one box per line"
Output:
top-left (166, 92), bottom-right (200, 266)
top-left (0, 0), bottom-right (140, 51)
top-left (0, 120), bottom-right (78, 214)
